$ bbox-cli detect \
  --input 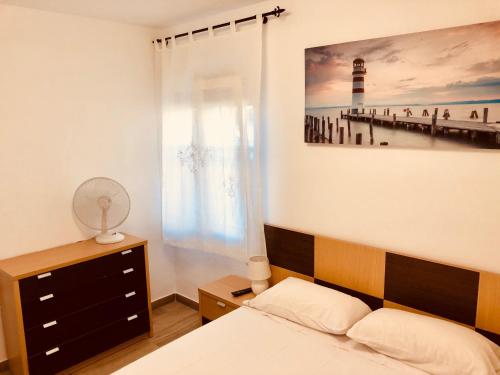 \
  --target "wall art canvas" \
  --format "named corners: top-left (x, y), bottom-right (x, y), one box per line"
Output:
top-left (305, 20), bottom-right (500, 149)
